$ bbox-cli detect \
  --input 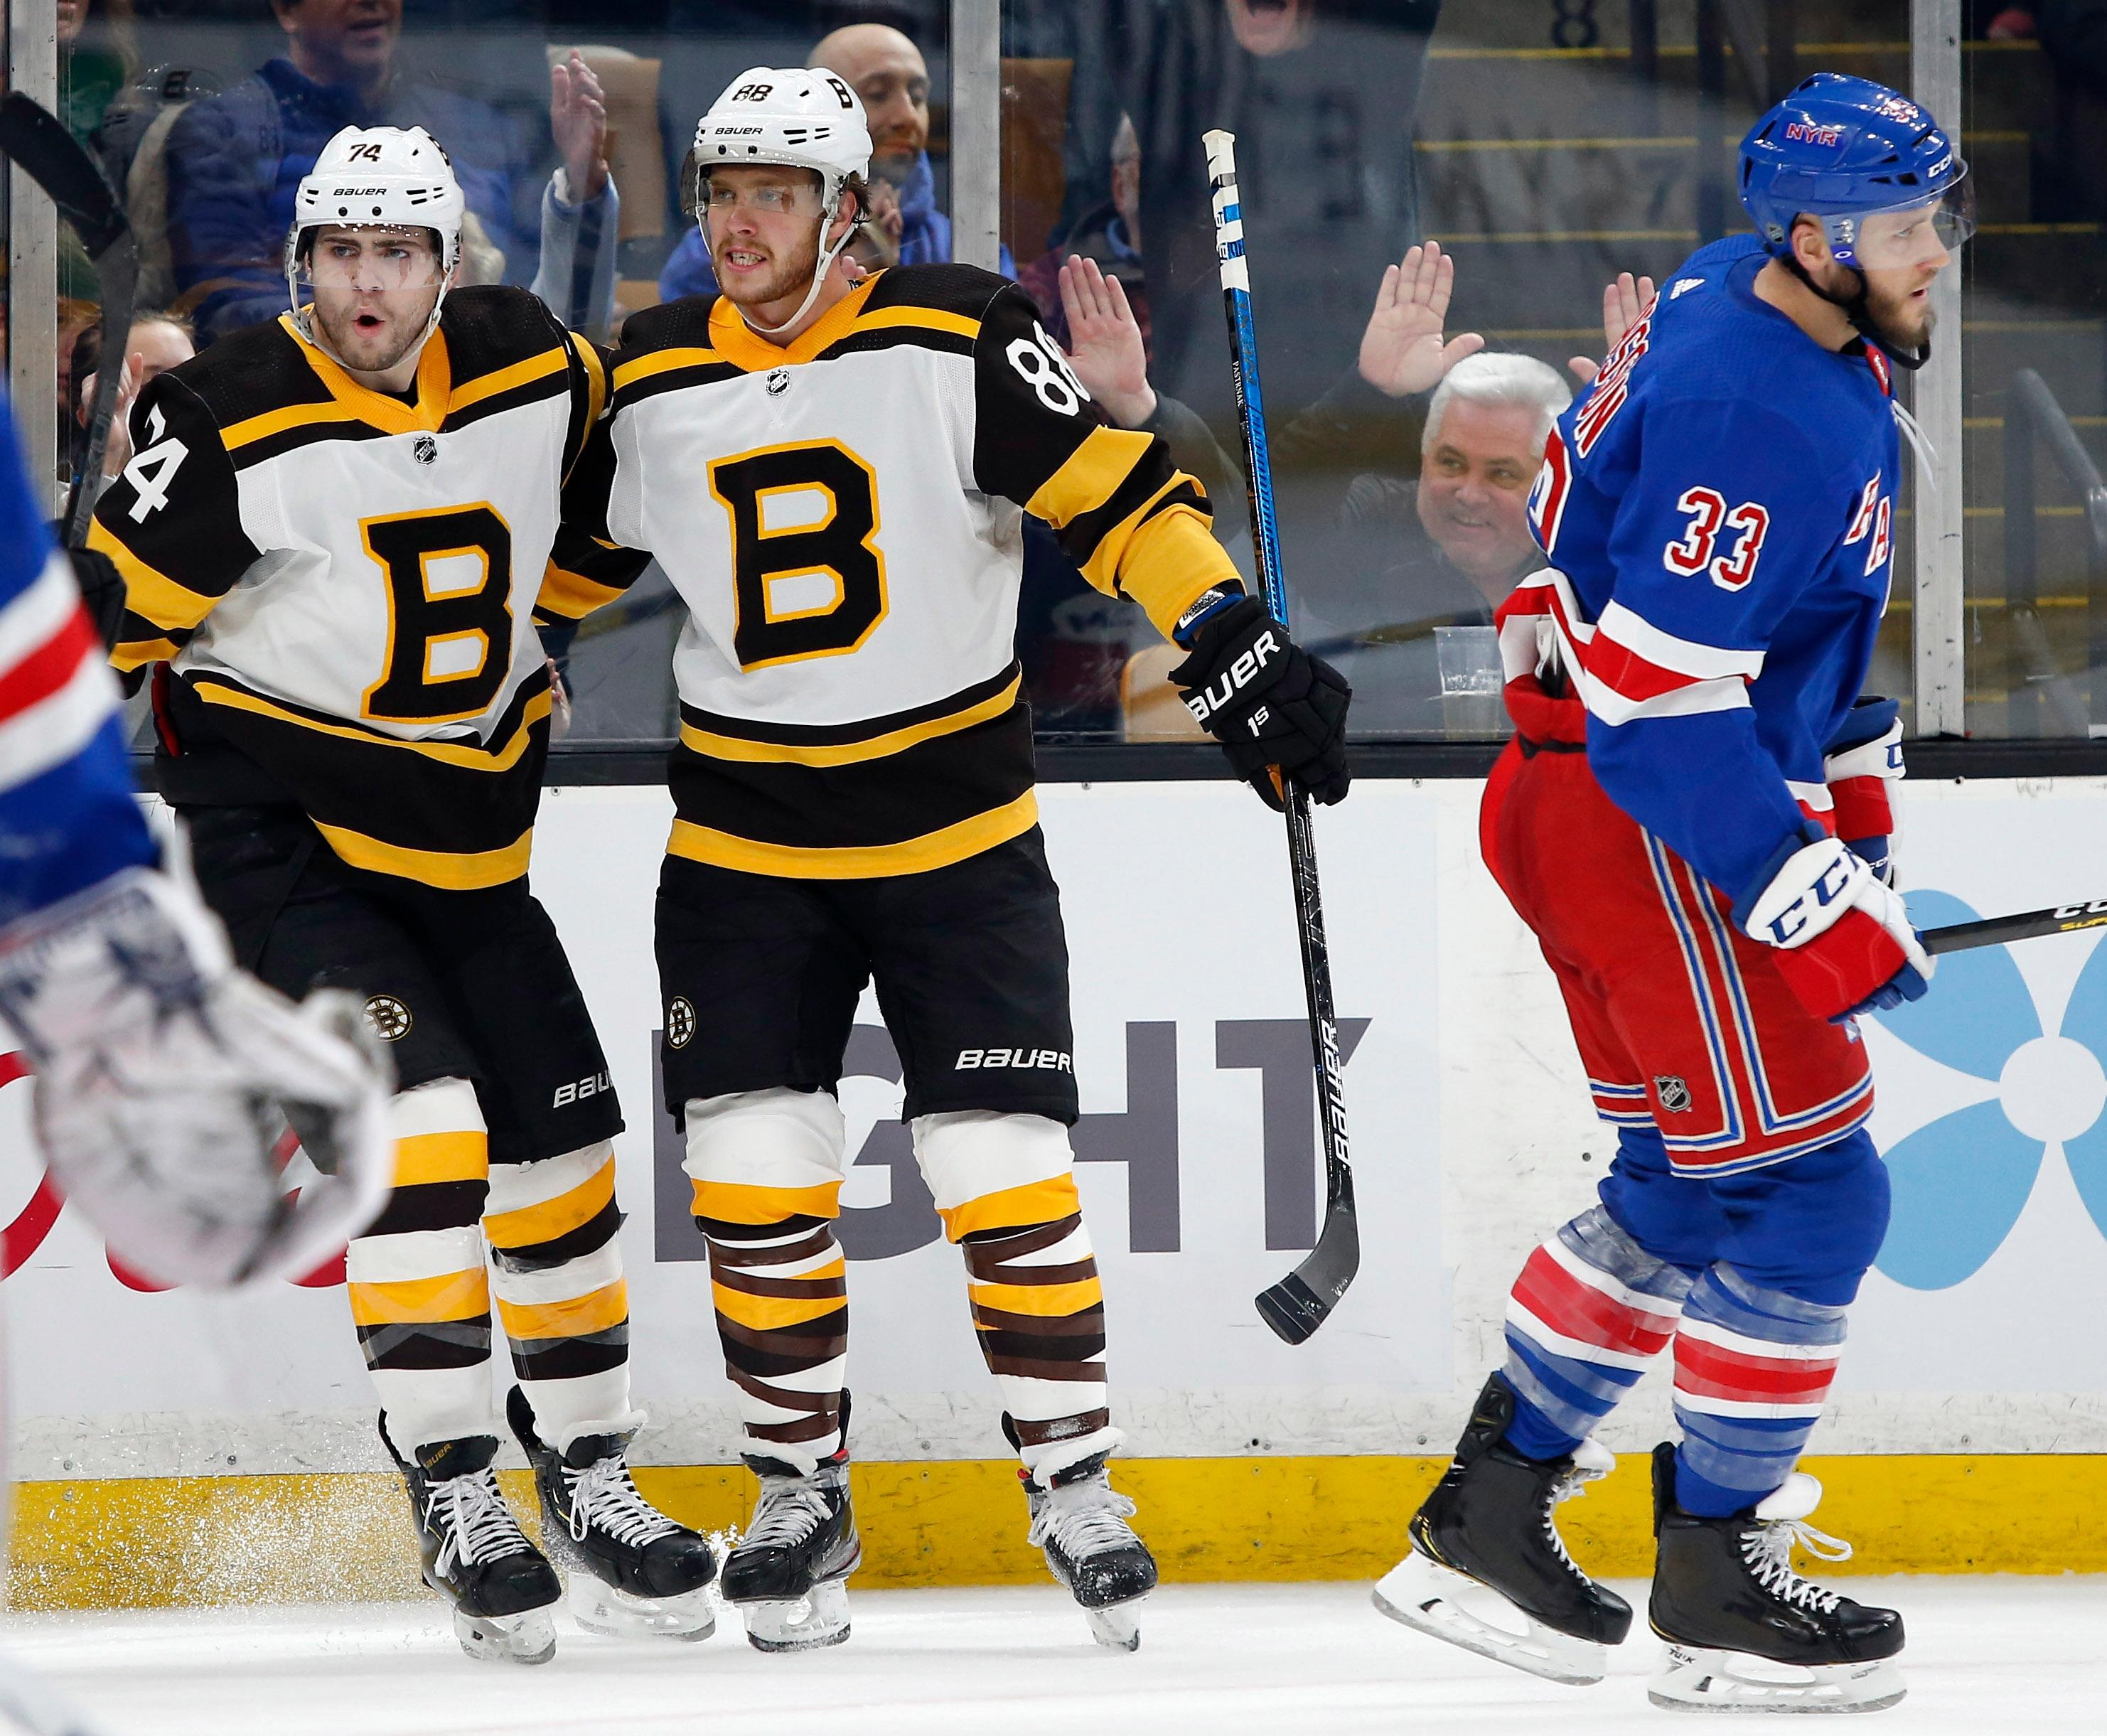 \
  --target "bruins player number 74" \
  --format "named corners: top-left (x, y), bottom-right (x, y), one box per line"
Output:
top-left (87, 126), bottom-right (717, 1665)
top-left (547, 68), bottom-right (1353, 1653)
